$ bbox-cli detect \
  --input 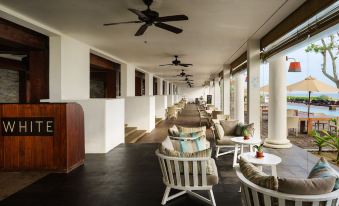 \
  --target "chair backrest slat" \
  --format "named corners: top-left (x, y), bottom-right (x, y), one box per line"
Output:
top-left (243, 185), bottom-right (253, 206)
top-left (184, 161), bottom-right (190, 187)
top-left (325, 200), bottom-right (332, 206)
top-left (295, 201), bottom-right (302, 206)
top-left (278, 198), bottom-right (285, 206)
top-left (166, 159), bottom-right (174, 185)
top-left (312, 202), bottom-right (320, 206)
top-left (251, 190), bottom-right (260, 206)
top-left (263, 194), bottom-right (271, 206)
top-left (174, 160), bottom-right (181, 186)
top-left (193, 161), bottom-right (198, 187)
top-left (201, 161), bottom-right (207, 186)
top-left (160, 158), bottom-right (169, 183)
